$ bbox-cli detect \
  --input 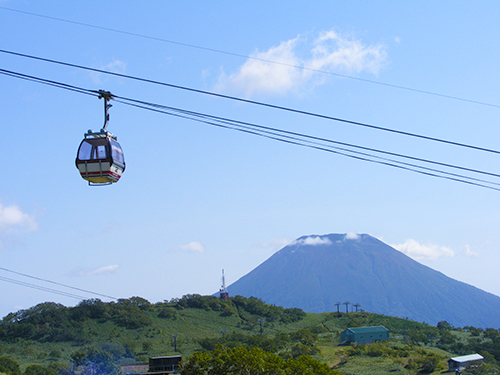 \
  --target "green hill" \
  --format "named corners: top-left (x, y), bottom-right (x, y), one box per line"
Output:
top-left (1, 295), bottom-right (499, 374)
